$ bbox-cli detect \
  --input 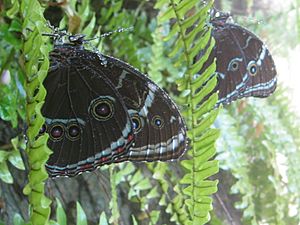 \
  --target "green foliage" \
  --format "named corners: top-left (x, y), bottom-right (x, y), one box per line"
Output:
top-left (98, 0), bottom-right (154, 71)
top-left (99, 212), bottom-right (109, 225)
top-left (6, 1), bottom-right (299, 225)
top-left (49, 199), bottom-right (110, 225)
top-left (76, 202), bottom-right (88, 225)
top-left (19, 0), bottom-right (53, 224)
top-left (6, 0), bottom-right (19, 19)
top-left (148, 23), bottom-right (181, 87)
top-left (1, 0), bottom-right (220, 224)
top-left (149, 162), bottom-right (188, 224)
top-left (13, 214), bottom-right (26, 225)
top-left (58, 0), bottom-right (96, 34)
top-left (154, 0), bottom-right (219, 224)
top-left (68, 1), bottom-right (217, 224)
top-left (0, 18), bottom-right (25, 127)
top-left (2, 0), bottom-right (219, 224)
top-left (55, 198), bottom-right (67, 225)
top-left (0, 137), bottom-right (25, 183)
top-left (113, 162), bottom-right (160, 225)
top-left (216, 87), bottom-right (300, 224)
top-left (109, 166), bottom-right (121, 224)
